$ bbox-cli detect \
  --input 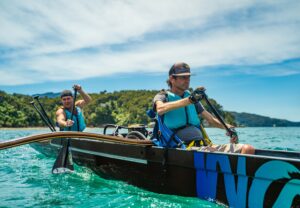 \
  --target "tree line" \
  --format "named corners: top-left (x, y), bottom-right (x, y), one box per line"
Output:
top-left (0, 90), bottom-right (236, 128)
